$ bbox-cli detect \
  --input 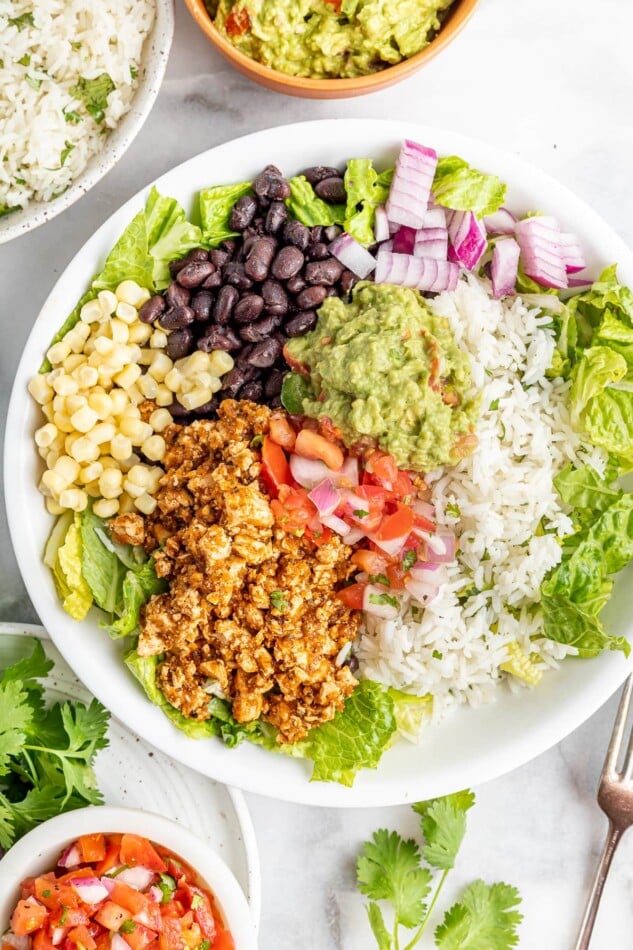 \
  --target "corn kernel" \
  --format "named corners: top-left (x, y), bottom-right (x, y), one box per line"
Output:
top-left (64, 432), bottom-right (81, 455)
top-left (126, 383), bottom-right (144, 405)
top-left (41, 469), bottom-right (67, 498)
top-left (70, 405), bottom-right (99, 434)
top-left (62, 354), bottom-right (85, 374)
top-left (149, 408), bottom-right (172, 432)
top-left (164, 368), bottom-right (183, 393)
top-left (135, 493), bottom-right (157, 515)
top-left (53, 455), bottom-right (80, 484)
top-left (149, 352), bottom-right (173, 382)
top-left (146, 467), bottom-right (164, 493)
top-left (142, 435), bottom-right (166, 462)
top-left (111, 434), bottom-right (133, 461)
top-left (53, 411), bottom-right (74, 434)
top-left (99, 467), bottom-right (123, 499)
top-left (69, 436), bottom-right (100, 464)
top-left (88, 421), bottom-right (116, 445)
top-left (79, 461), bottom-right (104, 485)
top-left (137, 348), bottom-right (155, 366)
top-left (46, 450), bottom-right (60, 470)
top-left (65, 394), bottom-right (87, 415)
top-left (52, 374), bottom-right (79, 397)
top-left (110, 318), bottom-right (129, 345)
top-left (128, 322), bottom-right (152, 345)
top-left (155, 386), bottom-right (173, 408)
top-left (71, 321), bottom-right (91, 343)
top-left (93, 336), bottom-right (115, 357)
top-left (35, 423), bottom-right (58, 449)
top-left (28, 375), bottom-right (53, 405)
top-left (117, 280), bottom-right (150, 308)
top-left (118, 492), bottom-right (136, 514)
top-left (120, 417), bottom-right (153, 445)
top-left (179, 388), bottom-right (212, 411)
top-left (180, 351), bottom-right (211, 375)
top-left (139, 374), bottom-right (158, 399)
top-left (98, 290), bottom-right (118, 317)
top-left (150, 329), bottom-right (168, 349)
top-left (59, 488), bottom-right (88, 512)
top-left (123, 479), bottom-right (145, 499)
top-left (47, 340), bottom-right (71, 365)
top-left (208, 350), bottom-right (235, 376)
top-left (80, 299), bottom-right (104, 324)
top-left (53, 394), bottom-right (67, 413)
top-left (88, 392), bottom-right (114, 419)
top-left (115, 301), bottom-right (138, 325)
top-left (75, 365), bottom-right (99, 389)
top-left (109, 390), bottom-right (129, 415)
top-left (120, 404), bottom-right (141, 420)
top-left (113, 363), bottom-right (142, 390)
top-left (93, 498), bottom-right (120, 518)
top-left (100, 456), bottom-right (118, 470)
top-left (46, 497), bottom-right (65, 516)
